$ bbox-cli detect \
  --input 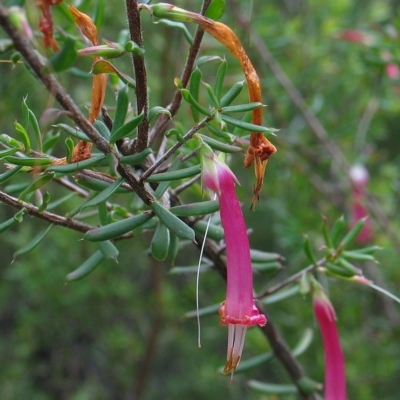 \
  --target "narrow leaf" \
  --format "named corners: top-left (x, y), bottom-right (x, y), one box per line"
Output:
top-left (148, 106), bottom-right (171, 122)
top-left (214, 59), bottom-right (228, 100)
top-left (66, 250), bottom-right (104, 281)
top-left (4, 156), bottom-right (52, 167)
top-left (97, 240), bottom-right (119, 261)
top-left (109, 113), bottom-right (144, 143)
top-left (14, 121), bottom-right (30, 152)
top-left (84, 212), bottom-right (152, 241)
top-left (0, 166), bottom-right (23, 184)
top-left (18, 173), bottom-right (54, 201)
top-left (120, 148), bottom-right (152, 165)
top-left (170, 200), bottom-right (219, 217)
top-left (151, 221), bottom-right (170, 261)
top-left (189, 68), bottom-right (202, 122)
top-left (47, 37), bottom-right (77, 72)
top-left (199, 134), bottom-right (242, 153)
top-left (12, 224), bottom-right (53, 263)
top-left (150, 201), bottom-right (195, 241)
top-left (80, 178), bottom-right (124, 210)
top-left (248, 381), bottom-right (298, 395)
top-left (46, 154), bottom-right (106, 174)
top-left (112, 85), bottom-right (129, 133)
top-left (0, 208), bottom-right (26, 233)
top-left (220, 80), bottom-right (244, 107)
top-left (146, 164), bottom-right (201, 182)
